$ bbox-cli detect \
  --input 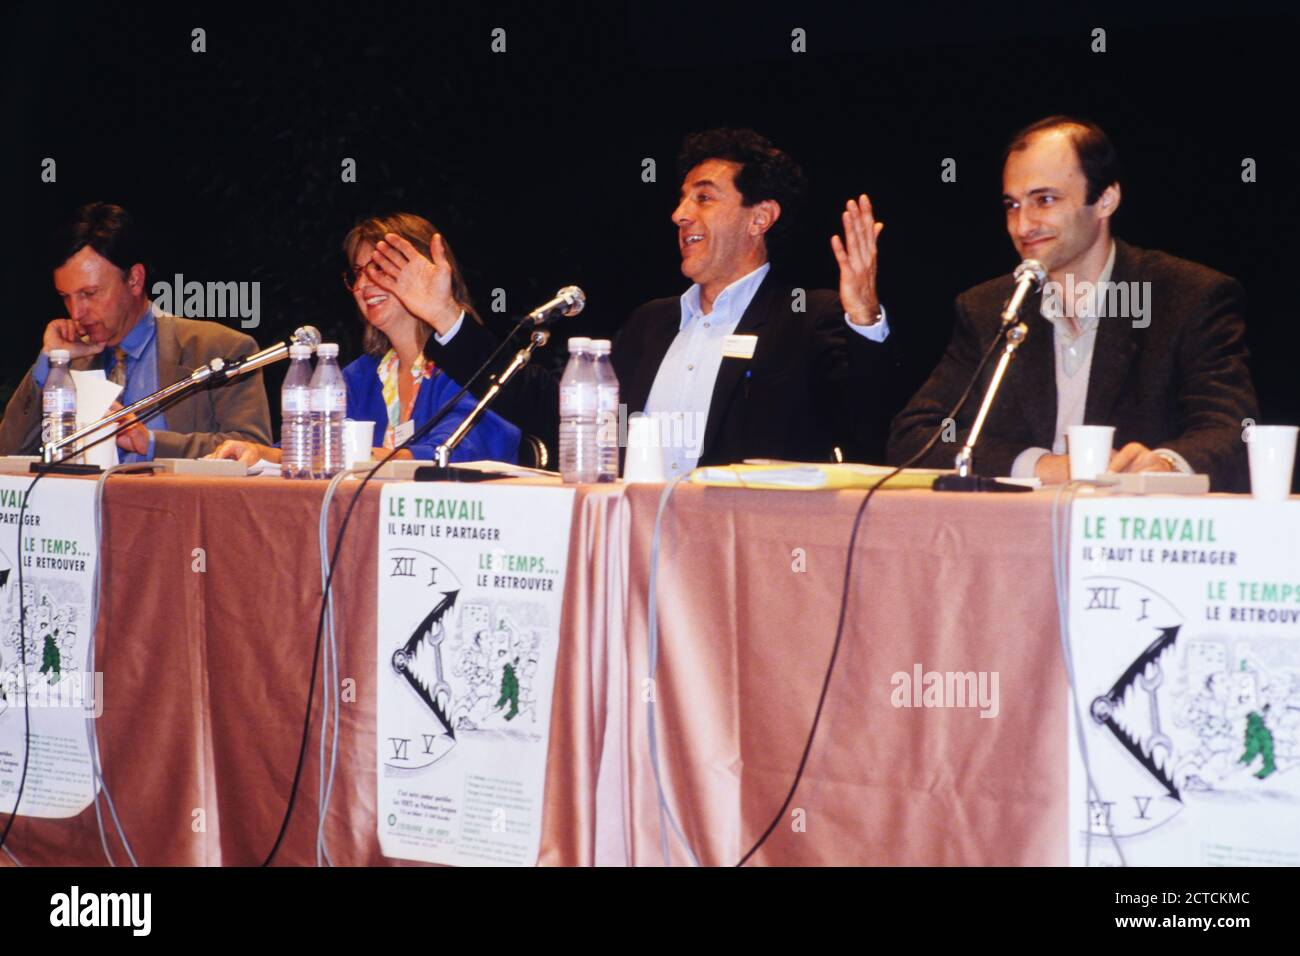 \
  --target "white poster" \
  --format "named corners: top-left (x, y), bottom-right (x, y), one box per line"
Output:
top-left (0, 475), bottom-right (100, 818)
top-left (377, 483), bottom-right (575, 866)
top-left (1067, 496), bottom-right (1300, 866)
